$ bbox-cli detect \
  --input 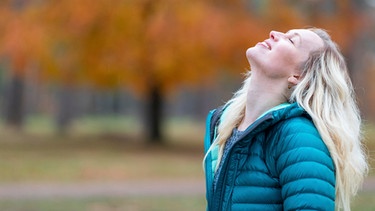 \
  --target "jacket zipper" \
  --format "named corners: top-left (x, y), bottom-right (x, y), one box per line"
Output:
top-left (223, 155), bottom-right (240, 211)
top-left (213, 113), bottom-right (274, 211)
